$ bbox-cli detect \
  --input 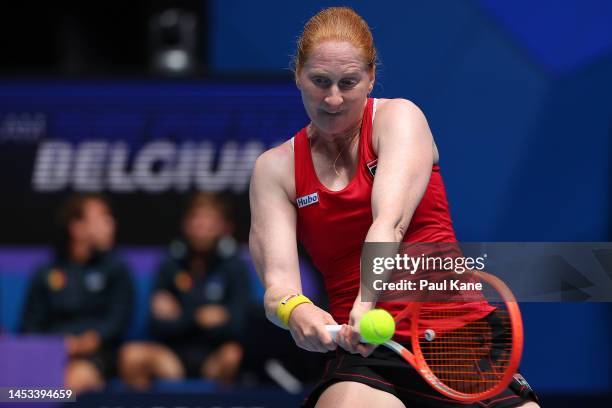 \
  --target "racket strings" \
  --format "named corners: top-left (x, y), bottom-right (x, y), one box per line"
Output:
top-left (417, 301), bottom-right (514, 395)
